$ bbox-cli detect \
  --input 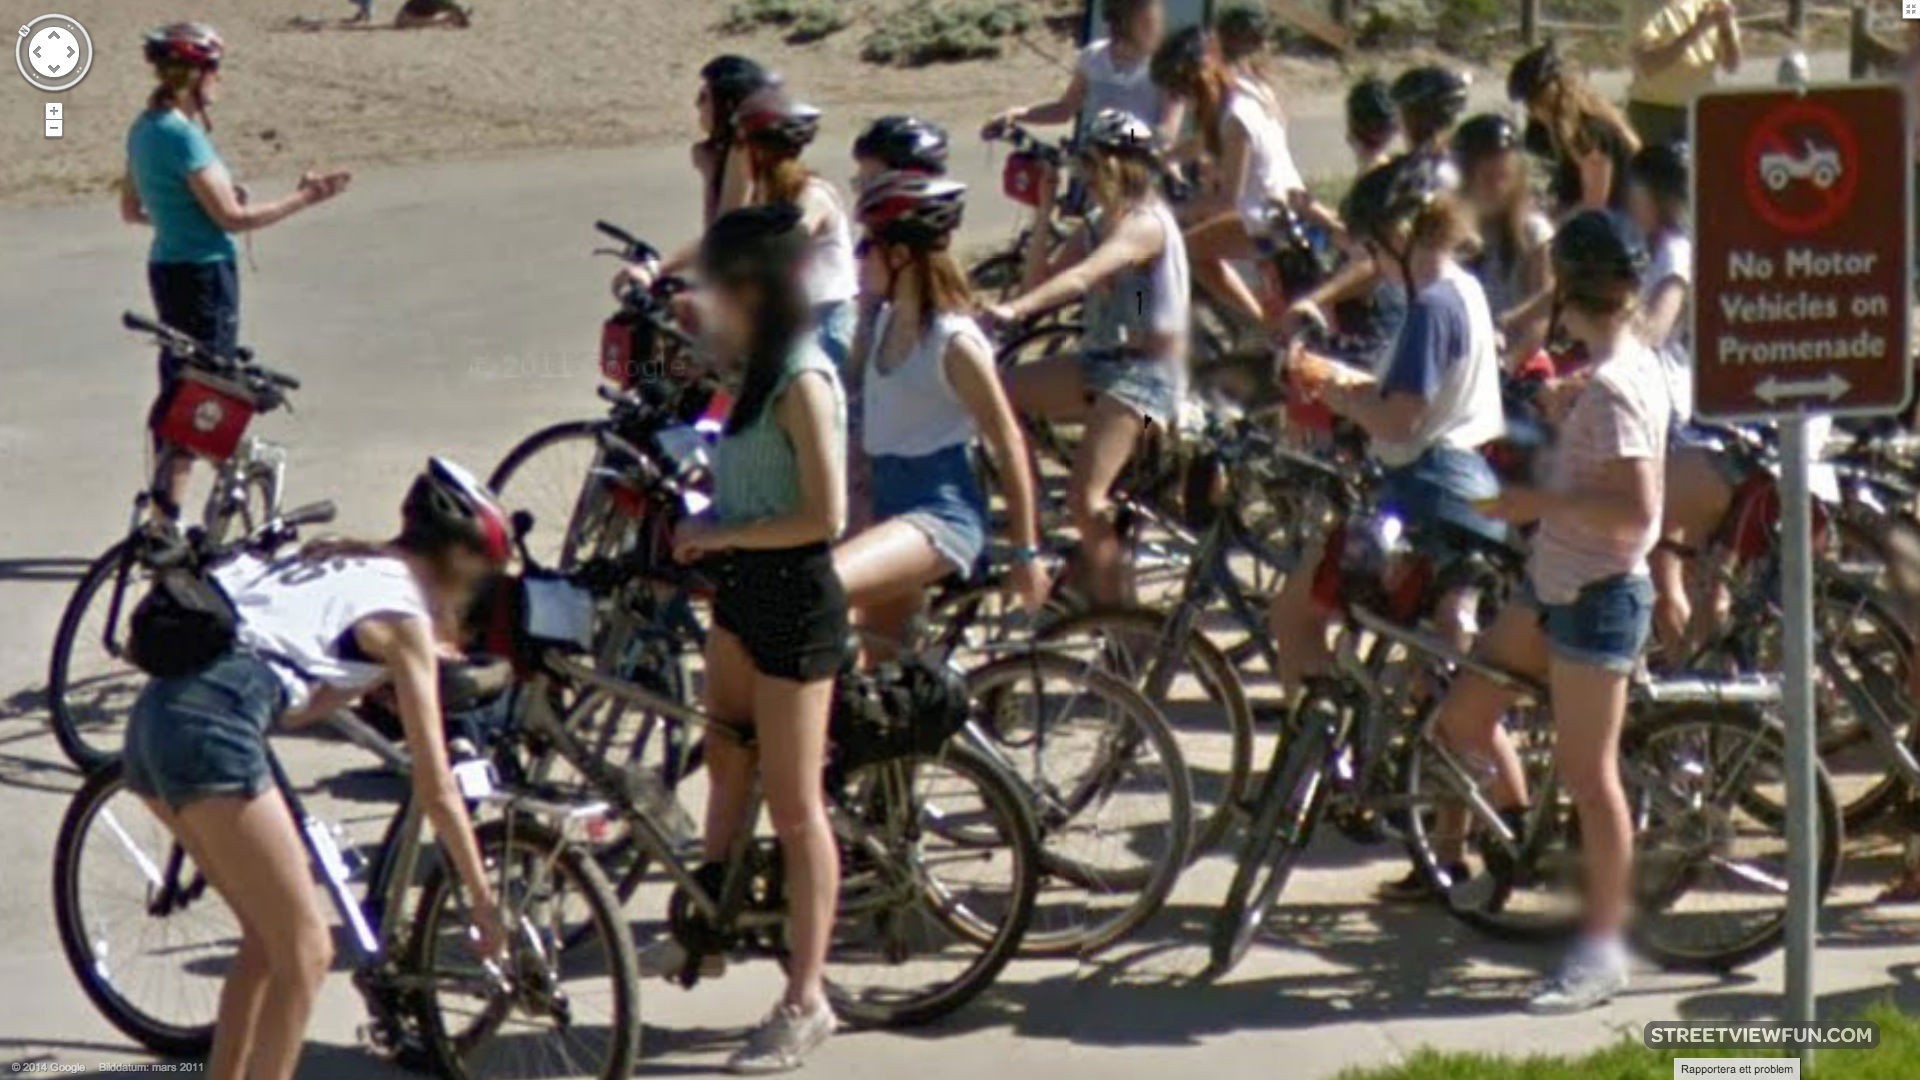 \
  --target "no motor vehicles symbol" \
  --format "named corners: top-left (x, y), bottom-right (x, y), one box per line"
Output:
top-left (1742, 99), bottom-right (1860, 235)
